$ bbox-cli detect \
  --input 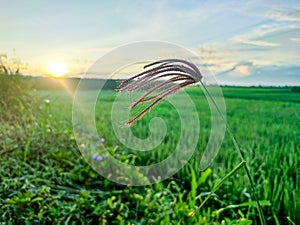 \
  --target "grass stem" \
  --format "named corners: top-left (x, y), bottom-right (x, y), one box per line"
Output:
top-left (199, 81), bottom-right (267, 225)
top-left (190, 160), bottom-right (246, 216)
